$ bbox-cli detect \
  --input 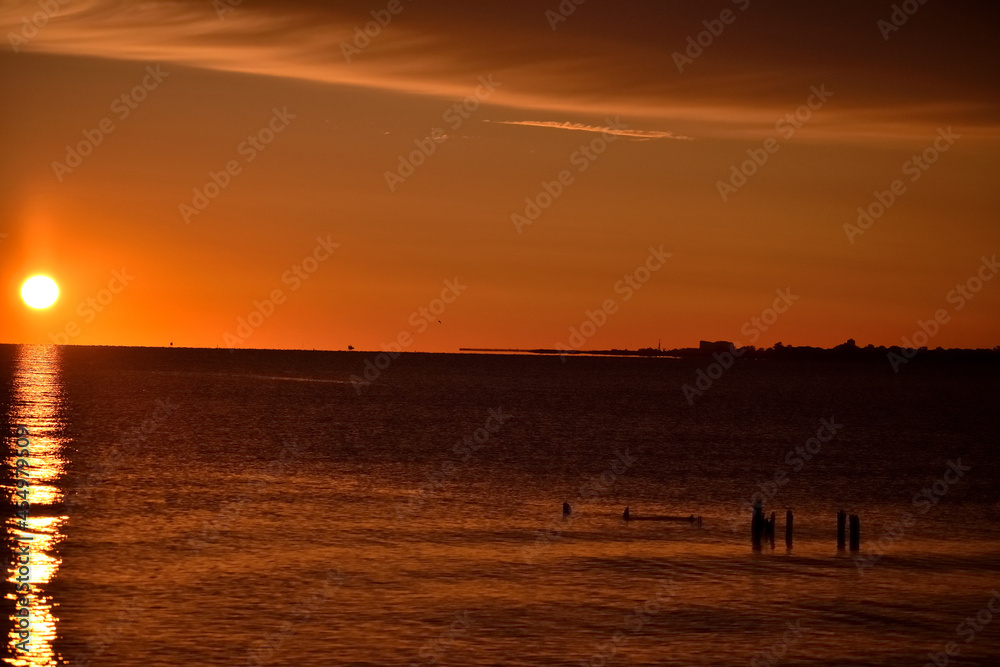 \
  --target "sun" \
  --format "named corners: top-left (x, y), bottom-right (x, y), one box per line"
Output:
top-left (21, 275), bottom-right (59, 309)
